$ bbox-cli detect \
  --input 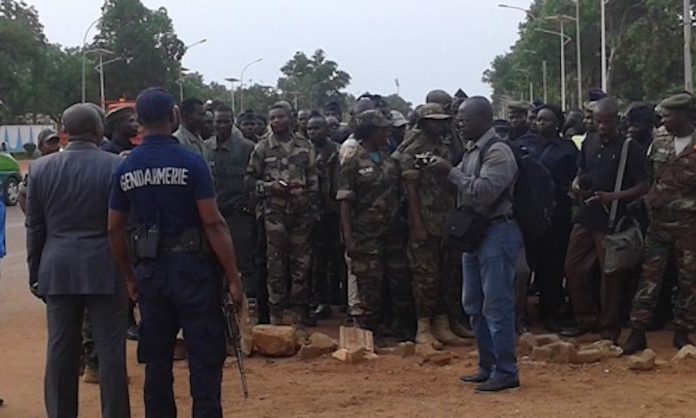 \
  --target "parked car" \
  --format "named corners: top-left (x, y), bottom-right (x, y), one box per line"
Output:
top-left (0, 152), bottom-right (22, 206)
